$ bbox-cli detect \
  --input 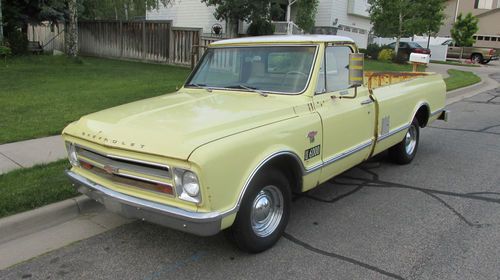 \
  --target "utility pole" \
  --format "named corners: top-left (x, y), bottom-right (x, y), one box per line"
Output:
top-left (0, 0), bottom-right (4, 44)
